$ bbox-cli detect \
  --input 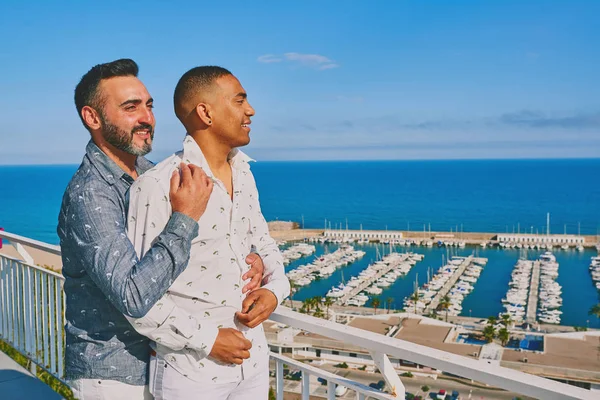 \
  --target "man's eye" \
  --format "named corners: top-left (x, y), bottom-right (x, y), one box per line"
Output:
top-left (126, 106), bottom-right (136, 111)
top-left (148, 104), bottom-right (154, 109)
